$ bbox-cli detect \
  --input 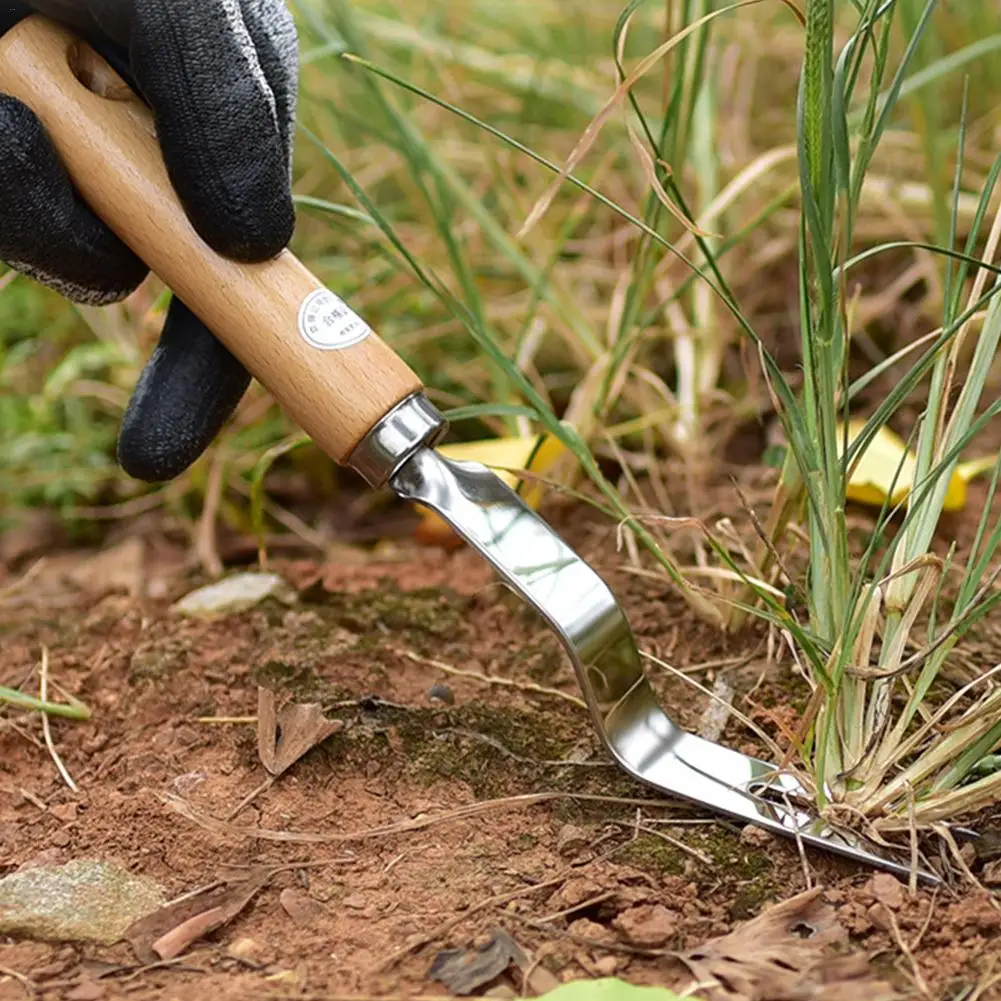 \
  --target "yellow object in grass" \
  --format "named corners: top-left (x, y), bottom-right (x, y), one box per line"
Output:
top-left (413, 433), bottom-right (569, 546)
top-left (840, 419), bottom-right (995, 512)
